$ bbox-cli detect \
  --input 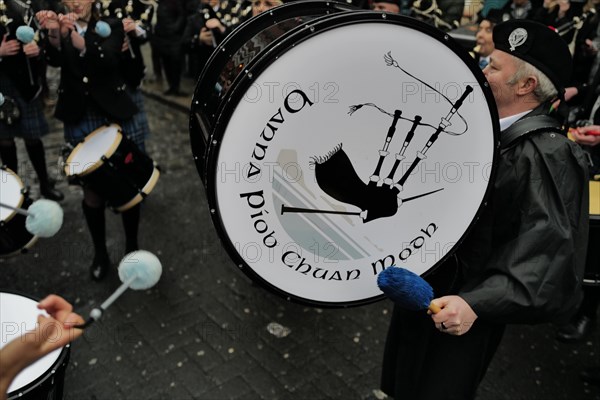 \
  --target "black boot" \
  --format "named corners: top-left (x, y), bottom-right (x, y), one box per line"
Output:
top-left (82, 201), bottom-right (111, 280)
top-left (25, 139), bottom-right (64, 201)
top-left (555, 315), bottom-right (595, 343)
top-left (0, 141), bottom-right (18, 172)
top-left (121, 204), bottom-right (140, 254)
